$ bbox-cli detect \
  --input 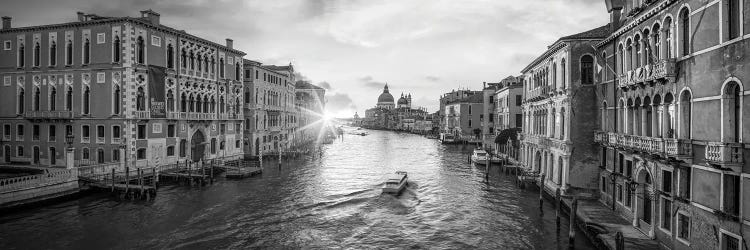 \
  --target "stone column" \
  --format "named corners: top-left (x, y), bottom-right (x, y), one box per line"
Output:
top-left (66, 147), bottom-right (74, 169)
